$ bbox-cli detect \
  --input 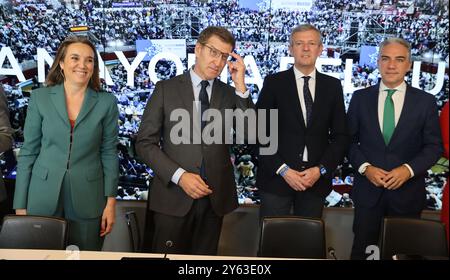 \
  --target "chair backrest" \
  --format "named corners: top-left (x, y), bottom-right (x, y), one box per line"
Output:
top-left (125, 211), bottom-right (141, 252)
top-left (259, 216), bottom-right (326, 259)
top-left (380, 217), bottom-right (448, 260)
top-left (0, 214), bottom-right (68, 250)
